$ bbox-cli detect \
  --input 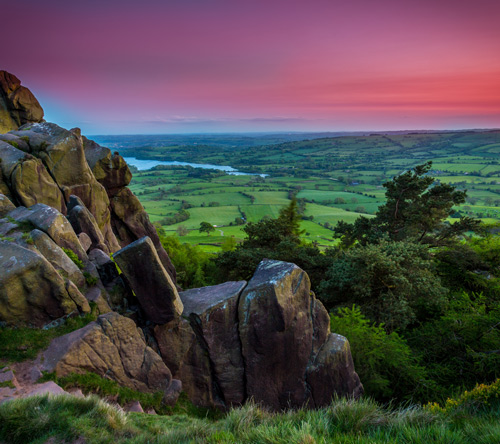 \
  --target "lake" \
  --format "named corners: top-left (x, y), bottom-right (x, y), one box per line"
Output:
top-left (123, 157), bottom-right (267, 177)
